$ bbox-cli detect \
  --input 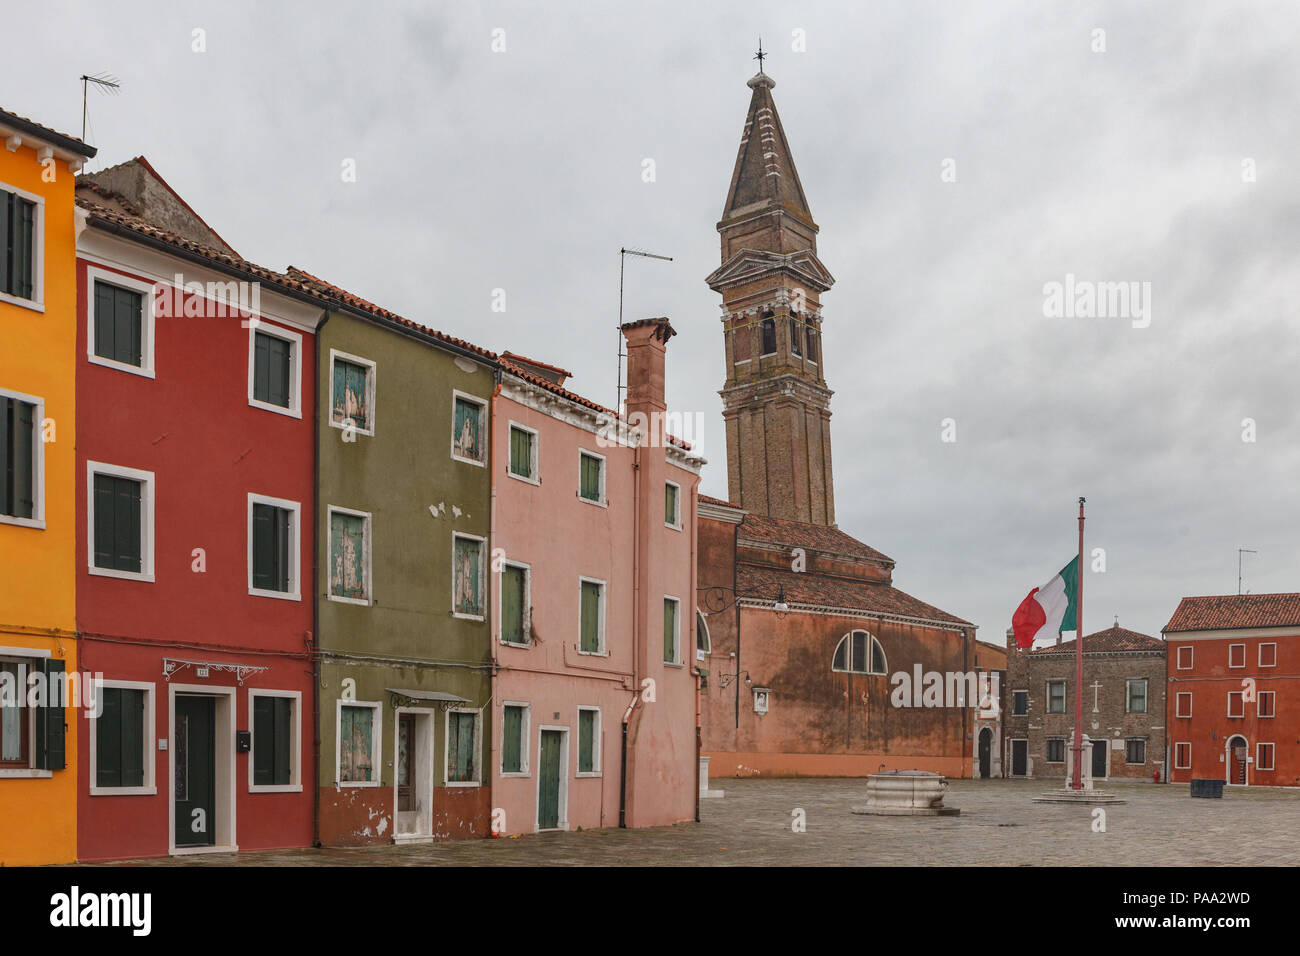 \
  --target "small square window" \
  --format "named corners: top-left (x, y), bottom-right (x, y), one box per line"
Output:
top-left (1125, 738), bottom-right (1146, 765)
top-left (1177, 646), bottom-right (1193, 670)
top-left (452, 393), bottom-right (486, 464)
top-left (1227, 691), bottom-right (1244, 718)
top-left (508, 423), bottom-right (538, 481)
top-left (453, 534), bottom-right (486, 619)
top-left (1228, 644), bottom-right (1245, 668)
top-left (327, 507), bottom-right (370, 604)
top-left (577, 707), bottom-right (600, 775)
top-left (1045, 738), bottom-right (1065, 762)
top-left (1259, 643), bottom-right (1277, 667)
top-left (578, 450), bottom-right (605, 504)
top-left (329, 350), bottom-right (375, 435)
top-left (88, 462), bottom-right (155, 581)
